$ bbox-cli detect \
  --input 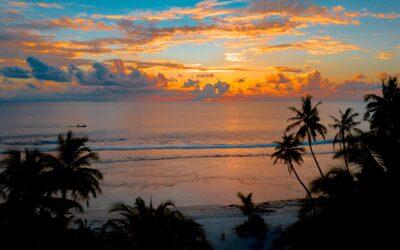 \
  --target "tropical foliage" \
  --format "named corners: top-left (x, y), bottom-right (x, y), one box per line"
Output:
top-left (235, 192), bottom-right (267, 237)
top-left (272, 134), bottom-right (311, 199)
top-left (105, 197), bottom-right (212, 250)
top-left (273, 77), bottom-right (400, 250)
top-left (286, 95), bottom-right (327, 180)
top-left (0, 132), bottom-right (212, 250)
top-left (329, 108), bottom-right (361, 174)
